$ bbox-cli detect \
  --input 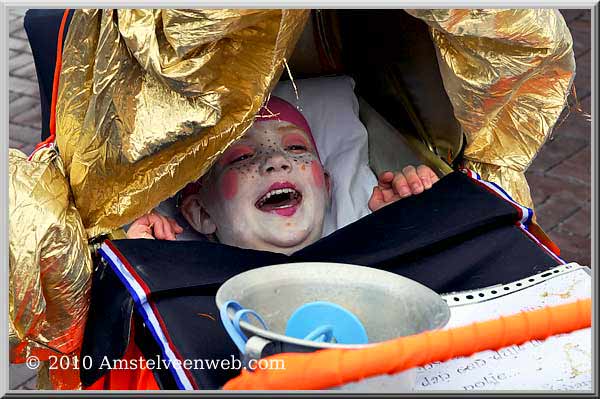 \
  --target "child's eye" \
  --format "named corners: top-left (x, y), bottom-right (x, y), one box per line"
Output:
top-left (286, 145), bottom-right (308, 153)
top-left (219, 145), bottom-right (255, 167)
top-left (231, 153), bottom-right (254, 164)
